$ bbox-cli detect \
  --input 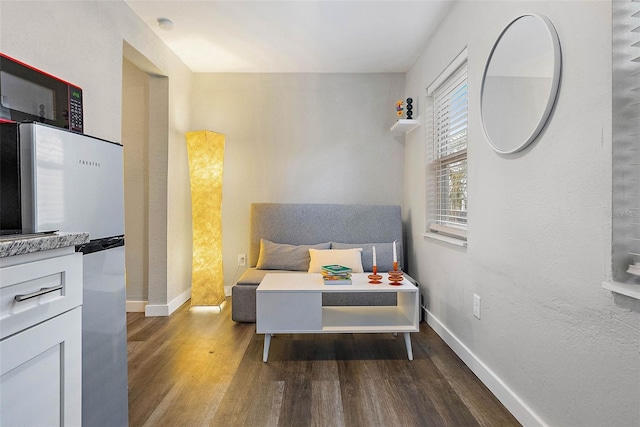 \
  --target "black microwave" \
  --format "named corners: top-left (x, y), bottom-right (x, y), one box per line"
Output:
top-left (0, 53), bottom-right (83, 133)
